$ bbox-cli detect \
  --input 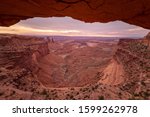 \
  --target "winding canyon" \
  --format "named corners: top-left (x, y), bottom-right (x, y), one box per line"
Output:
top-left (0, 34), bottom-right (149, 100)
